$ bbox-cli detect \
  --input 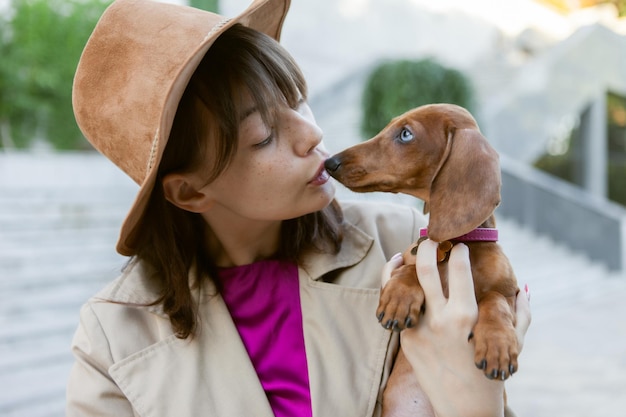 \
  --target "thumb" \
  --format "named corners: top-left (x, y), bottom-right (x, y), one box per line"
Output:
top-left (515, 285), bottom-right (532, 351)
top-left (381, 253), bottom-right (404, 288)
